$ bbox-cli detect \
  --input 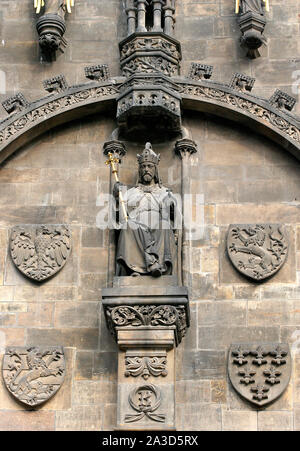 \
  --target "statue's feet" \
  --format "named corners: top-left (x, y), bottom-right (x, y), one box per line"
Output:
top-left (150, 263), bottom-right (162, 278)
